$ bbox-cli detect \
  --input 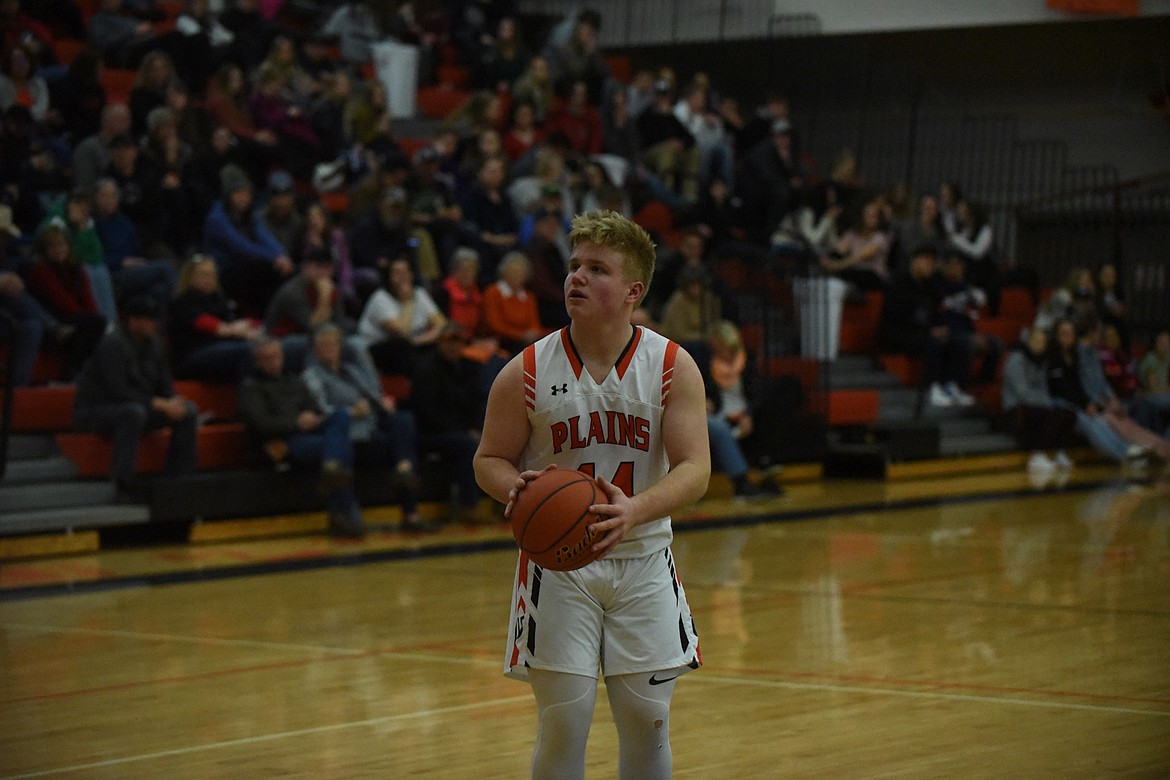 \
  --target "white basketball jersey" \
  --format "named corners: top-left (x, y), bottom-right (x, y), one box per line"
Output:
top-left (520, 325), bottom-right (680, 558)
